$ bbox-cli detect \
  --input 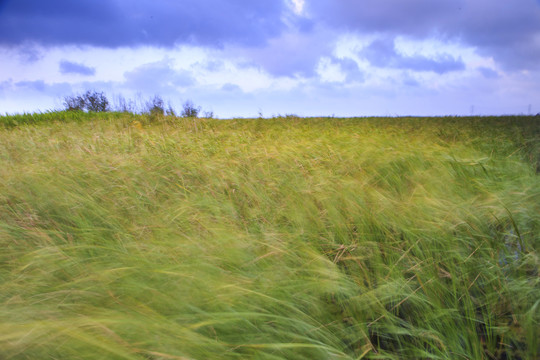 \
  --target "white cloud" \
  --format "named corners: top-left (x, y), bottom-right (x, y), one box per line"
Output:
top-left (1, 28), bottom-right (539, 117)
top-left (316, 57), bottom-right (346, 83)
top-left (288, 0), bottom-right (306, 15)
